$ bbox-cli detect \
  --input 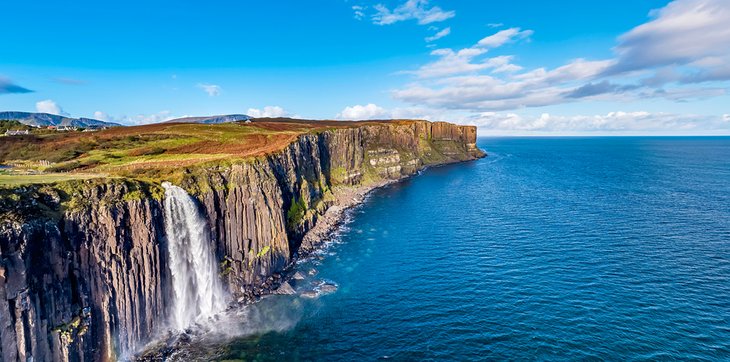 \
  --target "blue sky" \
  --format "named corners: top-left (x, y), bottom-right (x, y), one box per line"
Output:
top-left (1, 0), bottom-right (728, 134)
